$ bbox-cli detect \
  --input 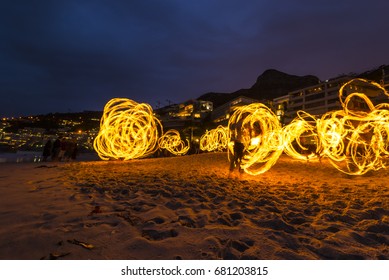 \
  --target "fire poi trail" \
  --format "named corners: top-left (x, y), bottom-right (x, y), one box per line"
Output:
top-left (158, 129), bottom-right (190, 156)
top-left (228, 78), bottom-right (389, 175)
top-left (93, 98), bottom-right (162, 160)
top-left (94, 79), bottom-right (389, 176)
top-left (200, 125), bottom-right (228, 152)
